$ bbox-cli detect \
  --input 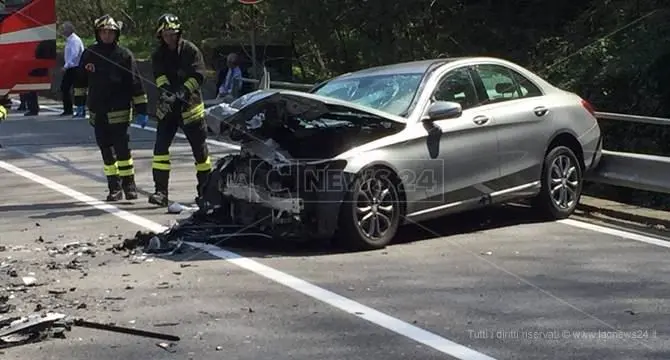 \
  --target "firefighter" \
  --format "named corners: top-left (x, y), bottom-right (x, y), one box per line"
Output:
top-left (73, 14), bottom-right (149, 202)
top-left (149, 13), bottom-right (211, 207)
top-left (0, 104), bottom-right (6, 122)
